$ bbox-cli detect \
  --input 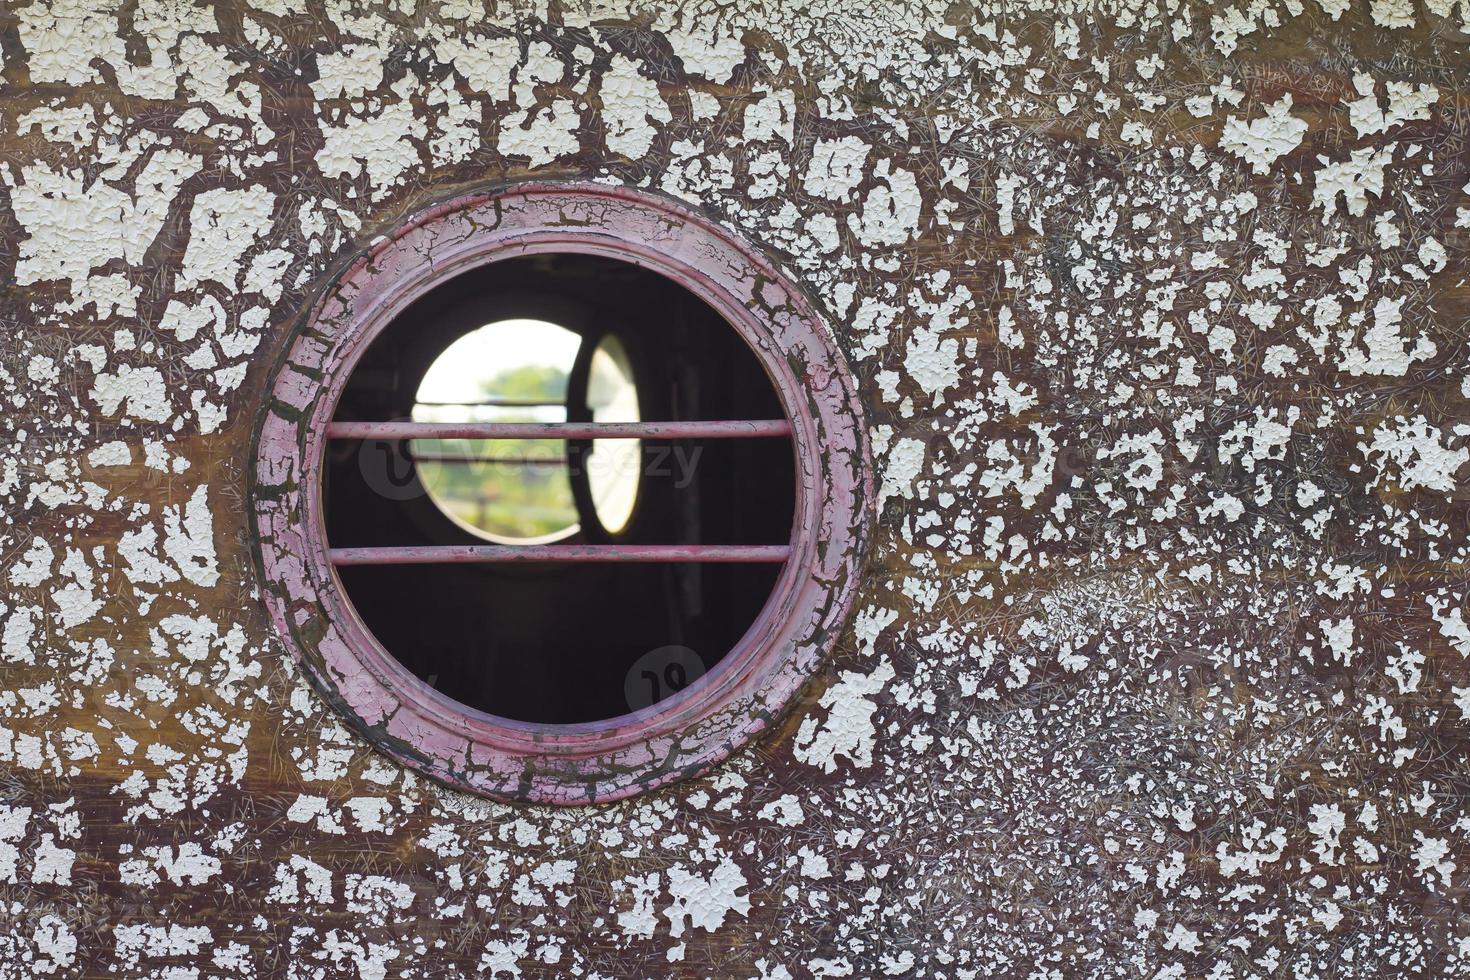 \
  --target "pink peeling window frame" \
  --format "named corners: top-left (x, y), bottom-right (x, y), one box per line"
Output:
top-left (250, 182), bottom-right (873, 805)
